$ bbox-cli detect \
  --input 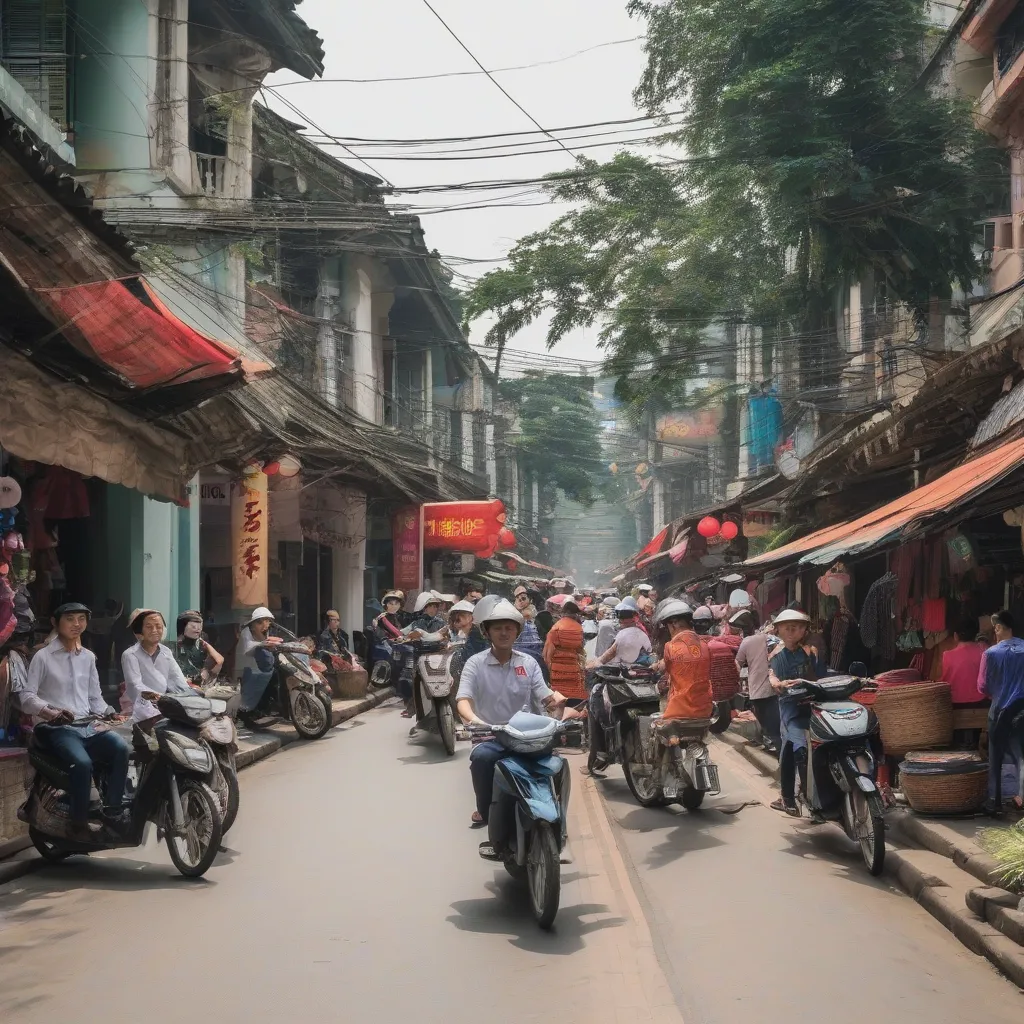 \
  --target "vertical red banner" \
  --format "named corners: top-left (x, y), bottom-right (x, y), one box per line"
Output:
top-left (393, 505), bottom-right (423, 592)
top-left (232, 466), bottom-right (269, 608)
